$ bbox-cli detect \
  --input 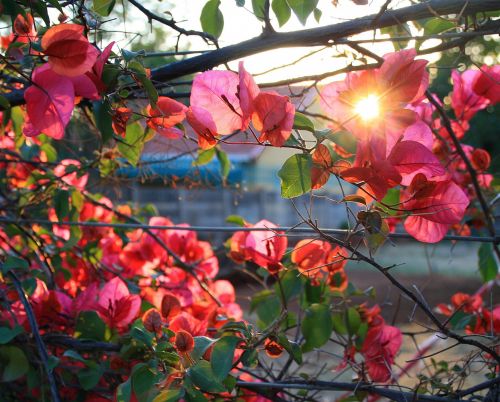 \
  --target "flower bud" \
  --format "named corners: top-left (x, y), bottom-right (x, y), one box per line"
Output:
top-left (264, 338), bottom-right (284, 358)
top-left (142, 308), bottom-right (162, 334)
top-left (471, 148), bottom-right (491, 171)
top-left (161, 293), bottom-right (181, 321)
top-left (175, 330), bottom-right (194, 354)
